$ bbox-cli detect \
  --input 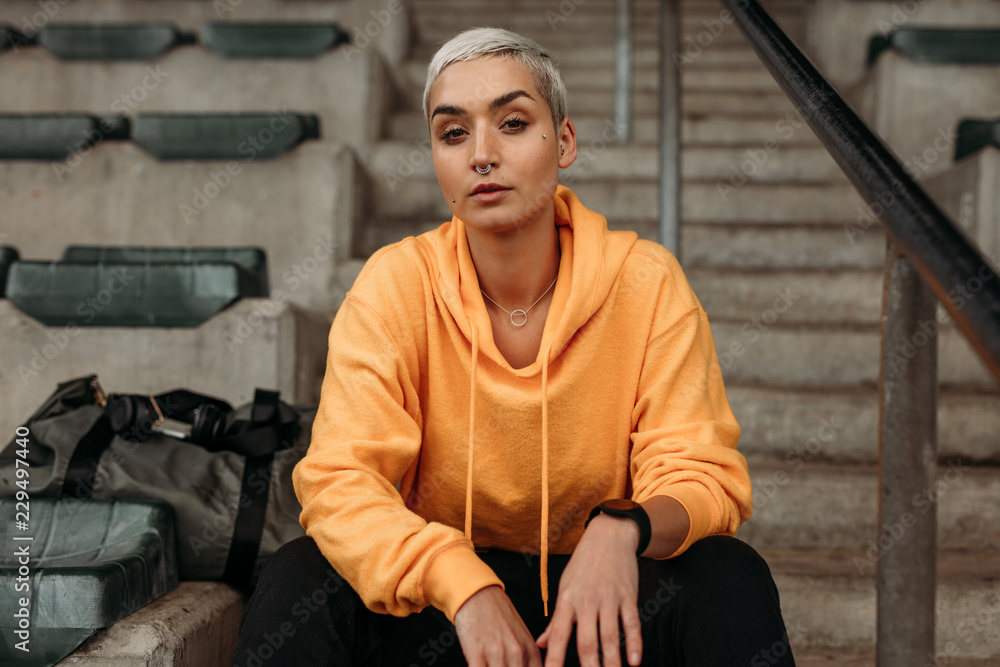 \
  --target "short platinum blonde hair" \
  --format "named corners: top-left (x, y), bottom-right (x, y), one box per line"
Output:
top-left (422, 27), bottom-right (568, 131)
